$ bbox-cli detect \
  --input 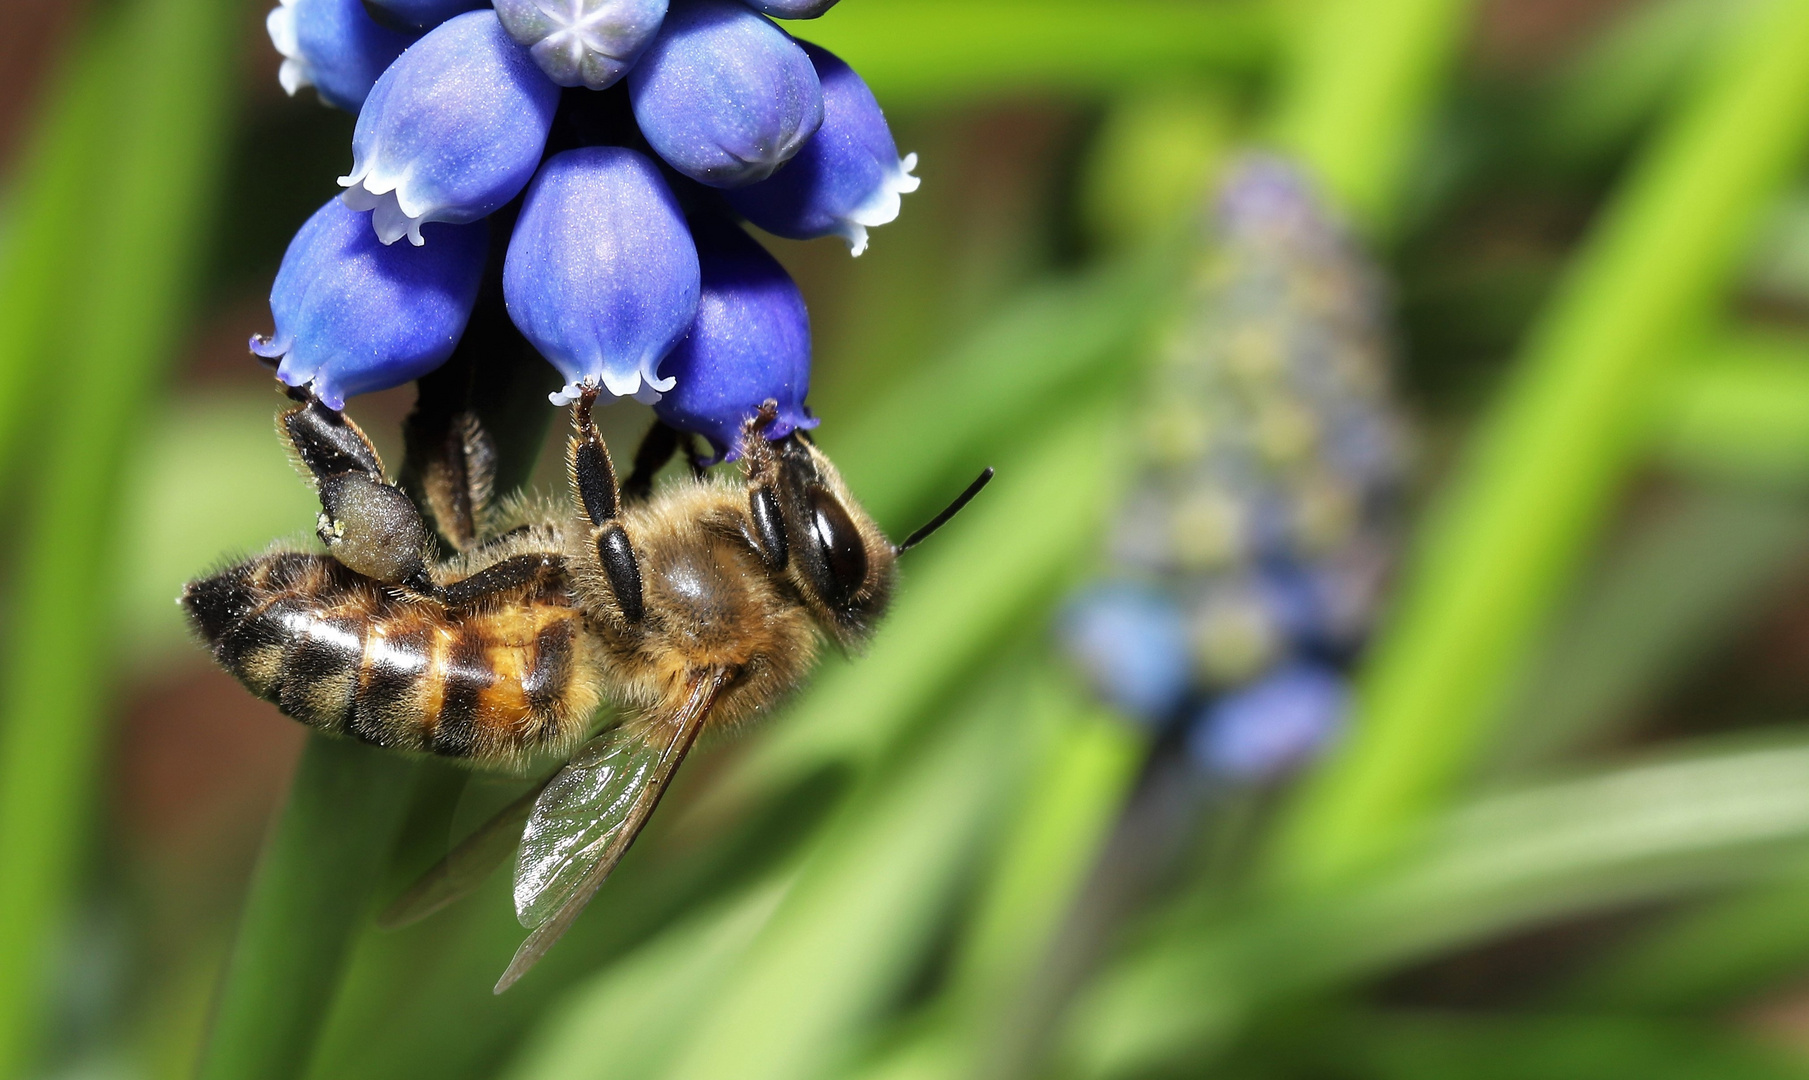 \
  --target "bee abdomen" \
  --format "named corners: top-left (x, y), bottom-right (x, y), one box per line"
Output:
top-left (184, 553), bottom-right (598, 763)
